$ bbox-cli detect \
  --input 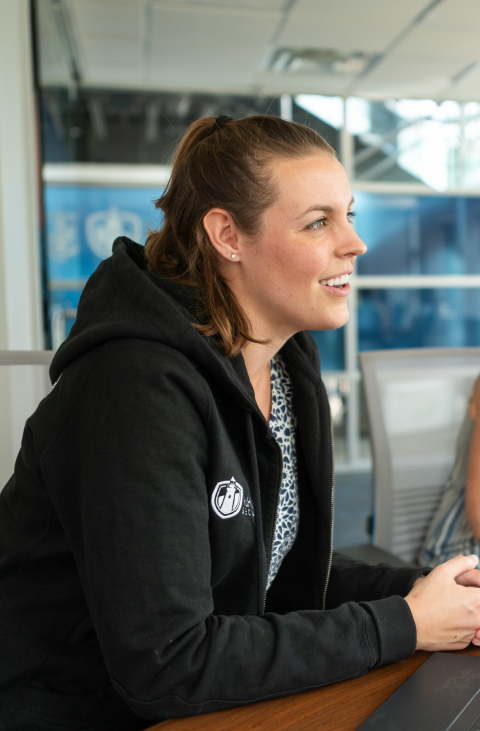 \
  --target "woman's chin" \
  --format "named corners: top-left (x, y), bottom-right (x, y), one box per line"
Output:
top-left (308, 310), bottom-right (349, 333)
